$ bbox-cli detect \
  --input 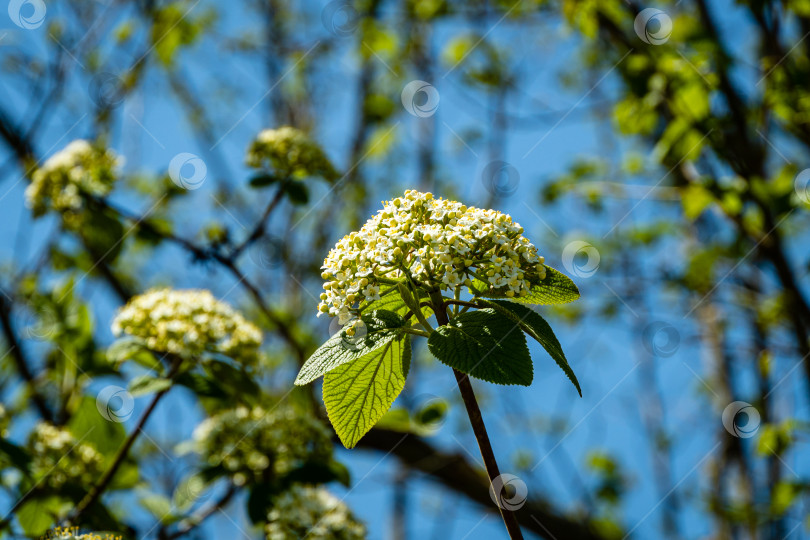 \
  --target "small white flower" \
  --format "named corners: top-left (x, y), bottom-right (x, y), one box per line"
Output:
top-left (111, 289), bottom-right (262, 363)
top-left (191, 405), bottom-right (332, 483)
top-left (317, 190), bottom-right (548, 318)
top-left (27, 423), bottom-right (104, 490)
top-left (265, 485), bottom-right (366, 540)
top-left (25, 139), bottom-right (120, 218)
top-left (246, 126), bottom-right (338, 181)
